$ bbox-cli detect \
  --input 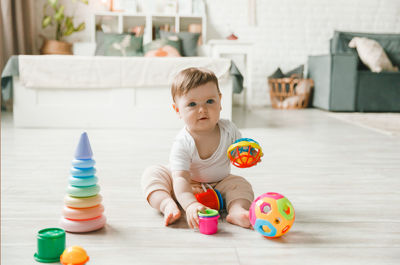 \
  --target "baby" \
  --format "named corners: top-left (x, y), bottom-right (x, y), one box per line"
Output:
top-left (141, 67), bottom-right (254, 229)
